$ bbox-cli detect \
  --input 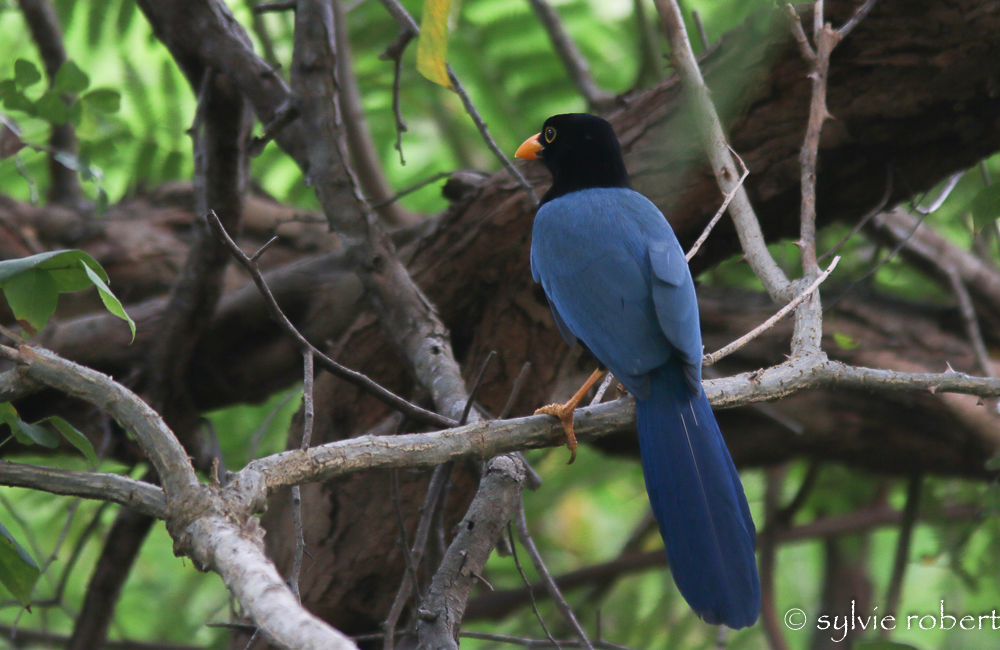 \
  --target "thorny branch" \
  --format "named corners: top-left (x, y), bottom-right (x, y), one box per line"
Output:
top-left (653, 0), bottom-right (792, 301)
